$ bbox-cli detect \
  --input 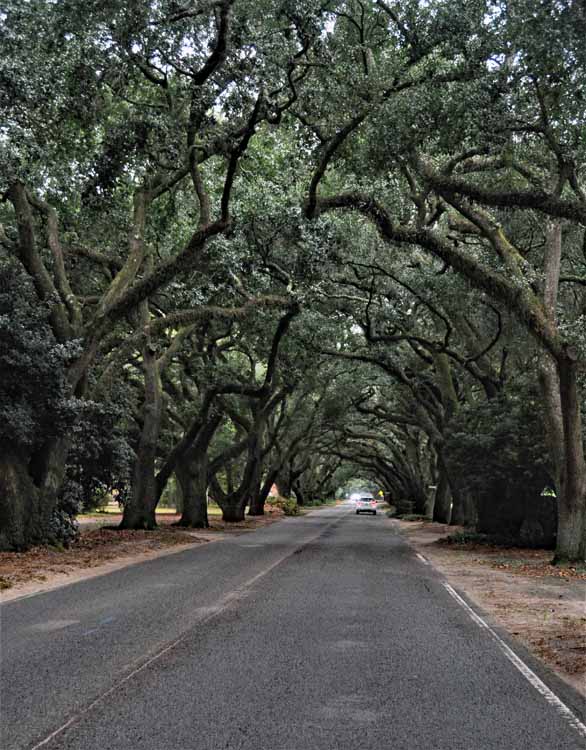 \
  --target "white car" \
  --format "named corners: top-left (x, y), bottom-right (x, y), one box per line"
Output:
top-left (355, 497), bottom-right (377, 515)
